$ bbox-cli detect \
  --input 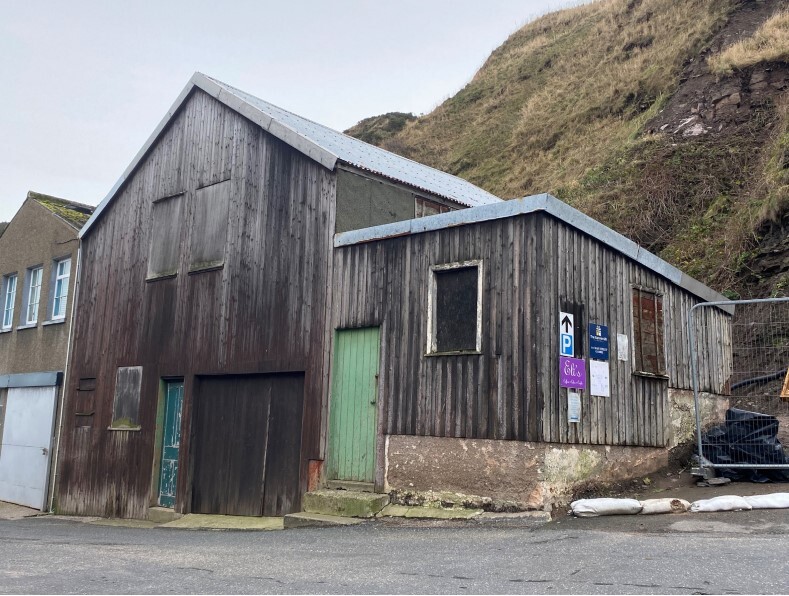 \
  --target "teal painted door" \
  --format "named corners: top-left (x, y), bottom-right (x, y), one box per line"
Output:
top-left (328, 327), bottom-right (380, 483)
top-left (158, 381), bottom-right (183, 508)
